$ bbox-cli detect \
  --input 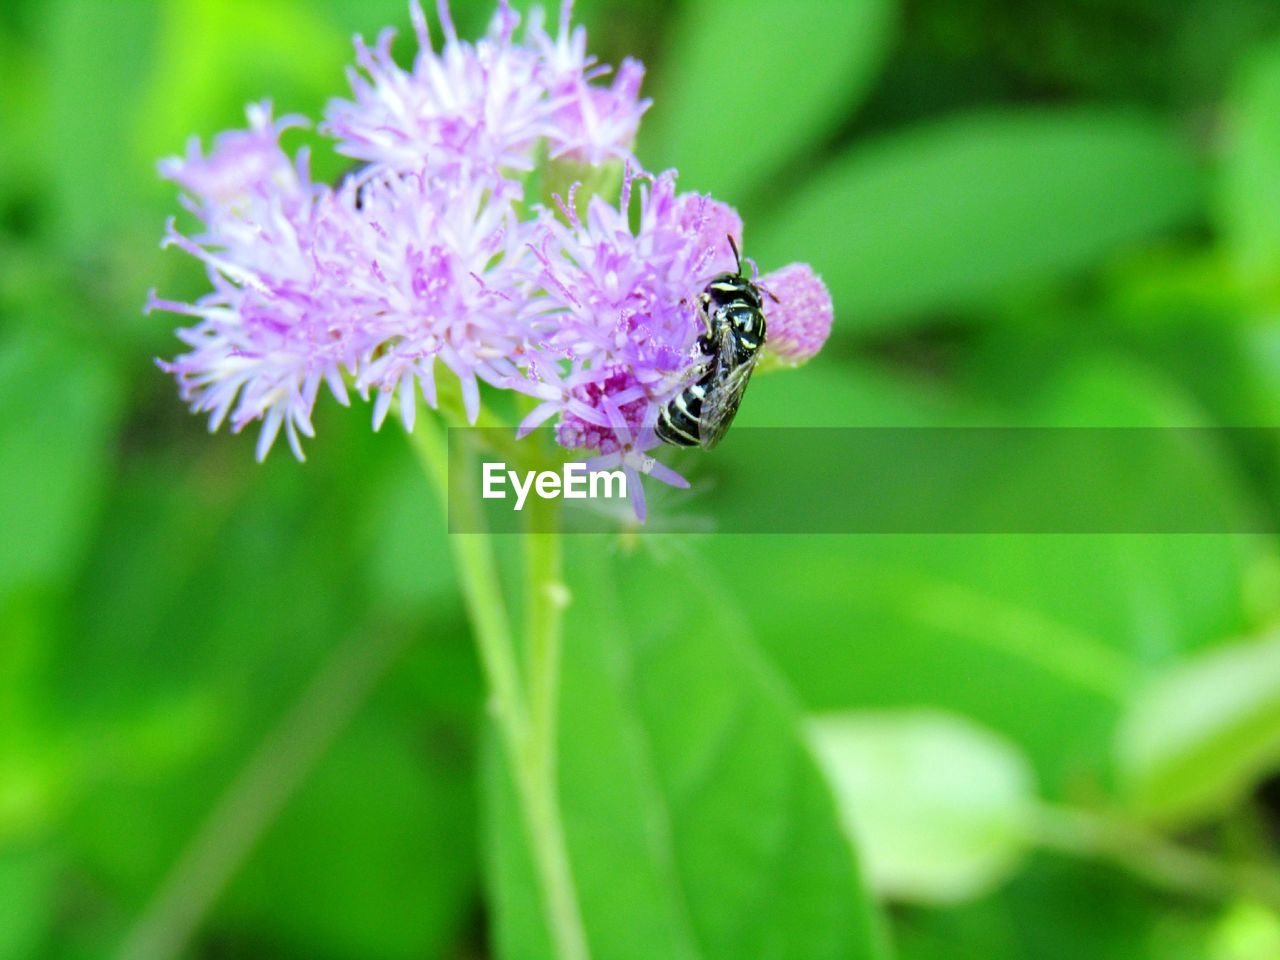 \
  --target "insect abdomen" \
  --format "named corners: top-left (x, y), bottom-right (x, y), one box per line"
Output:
top-left (655, 380), bottom-right (707, 446)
